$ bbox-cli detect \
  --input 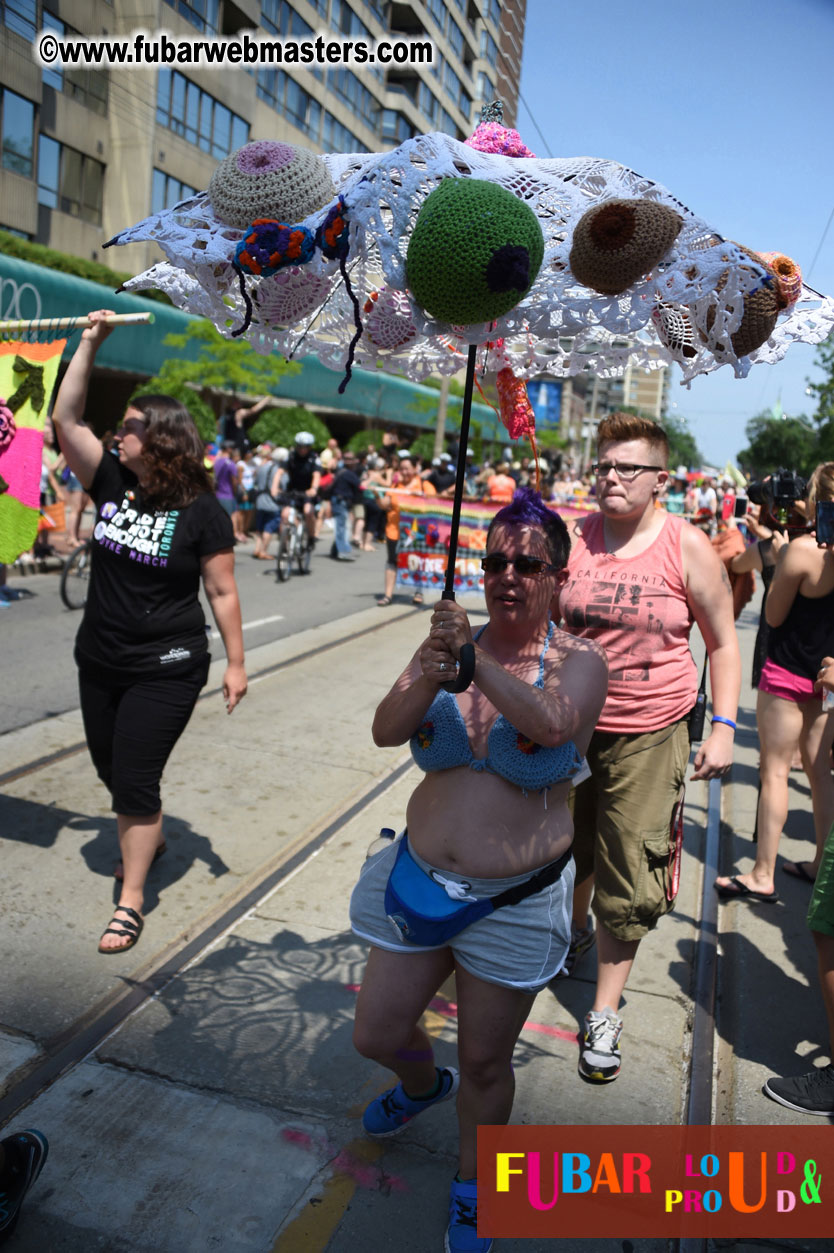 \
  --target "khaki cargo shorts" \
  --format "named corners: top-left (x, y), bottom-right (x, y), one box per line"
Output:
top-left (570, 718), bottom-right (691, 942)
